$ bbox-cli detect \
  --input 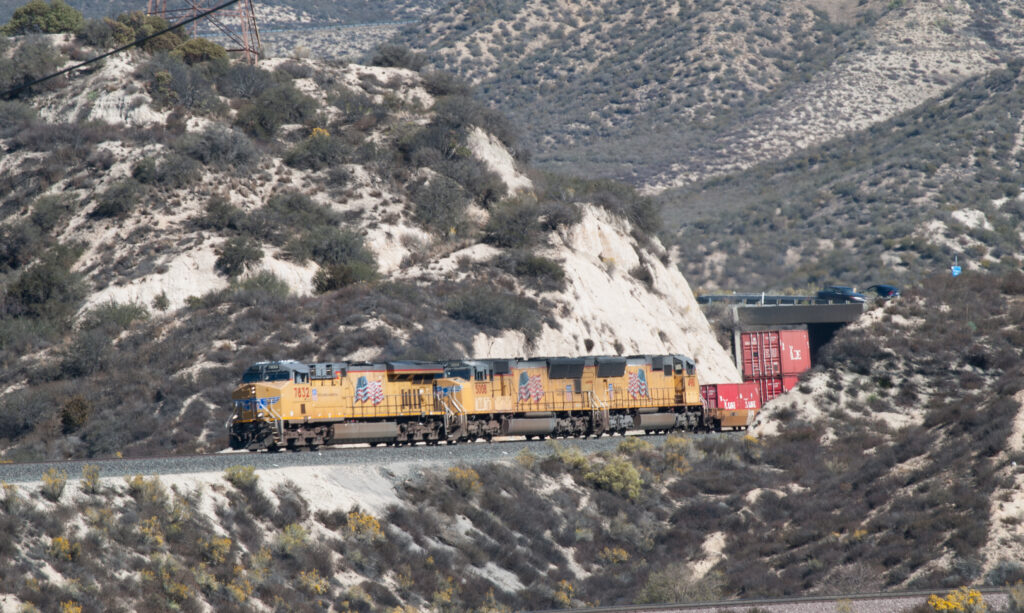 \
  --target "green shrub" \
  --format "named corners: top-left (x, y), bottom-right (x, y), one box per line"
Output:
top-left (61, 327), bottom-right (111, 377)
top-left (60, 395), bottom-right (92, 433)
top-left (216, 62), bottom-right (274, 99)
top-left (234, 83), bottom-right (318, 138)
top-left (130, 153), bottom-right (200, 189)
top-left (2, 0), bottom-right (83, 35)
top-left (5, 245), bottom-right (86, 321)
top-left (440, 157), bottom-right (507, 207)
top-left (369, 43), bottom-right (425, 71)
top-left (116, 12), bottom-right (182, 53)
top-left (305, 228), bottom-right (375, 268)
top-left (330, 86), bottom-right (375, 121)
top-left (30, 194), bottom-right (70, 232)
top-left (90, 179), bottom-right (144, 218)
top-left (171, 38), bottom-right (226, 65)
top-left (584, 456), bottom-right (643, 500)
top-left (76, 17), bottom-right (129, 49)
top-left (411, 176), bottom-right (470, 238)
top-left (445, 287), bottom-right (541, 340)
top-left (498, 251), bottom-right (566, 291)
top-left (420, 69), bottom-right (471, 97)
top-left (0, 219), bottom-right (46, 272)
top-left (276, 523), bottom-right (308, 557)
top-left (194, 195), bottom-right (244, 231)
top-left (81, 300), bottom-right (149, 334)
top-left (176, 125), bottom-right (258, 169)
top-left (0, 100), bottom-right (37, 137)
top-left (215, 236), bottom-right (263, 278)
top-left (264, 189), bottom-right (338, 231)
top-left (539, 200), bottom-right (582, 230)
top-left (284, 129), bottom-right (347, 170)
top-left (0, 35), bottom-right (66, 96)
top-left (228, 271), bottom-right (291, 308)
top-left (484, 200), bottom-right (542, 248)
top-left (638, 565), bottom-right (723, 604)
top-left (139, 53), bottom-right (217, 111)
top-left (313, 262), bottom-right (377, 293)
